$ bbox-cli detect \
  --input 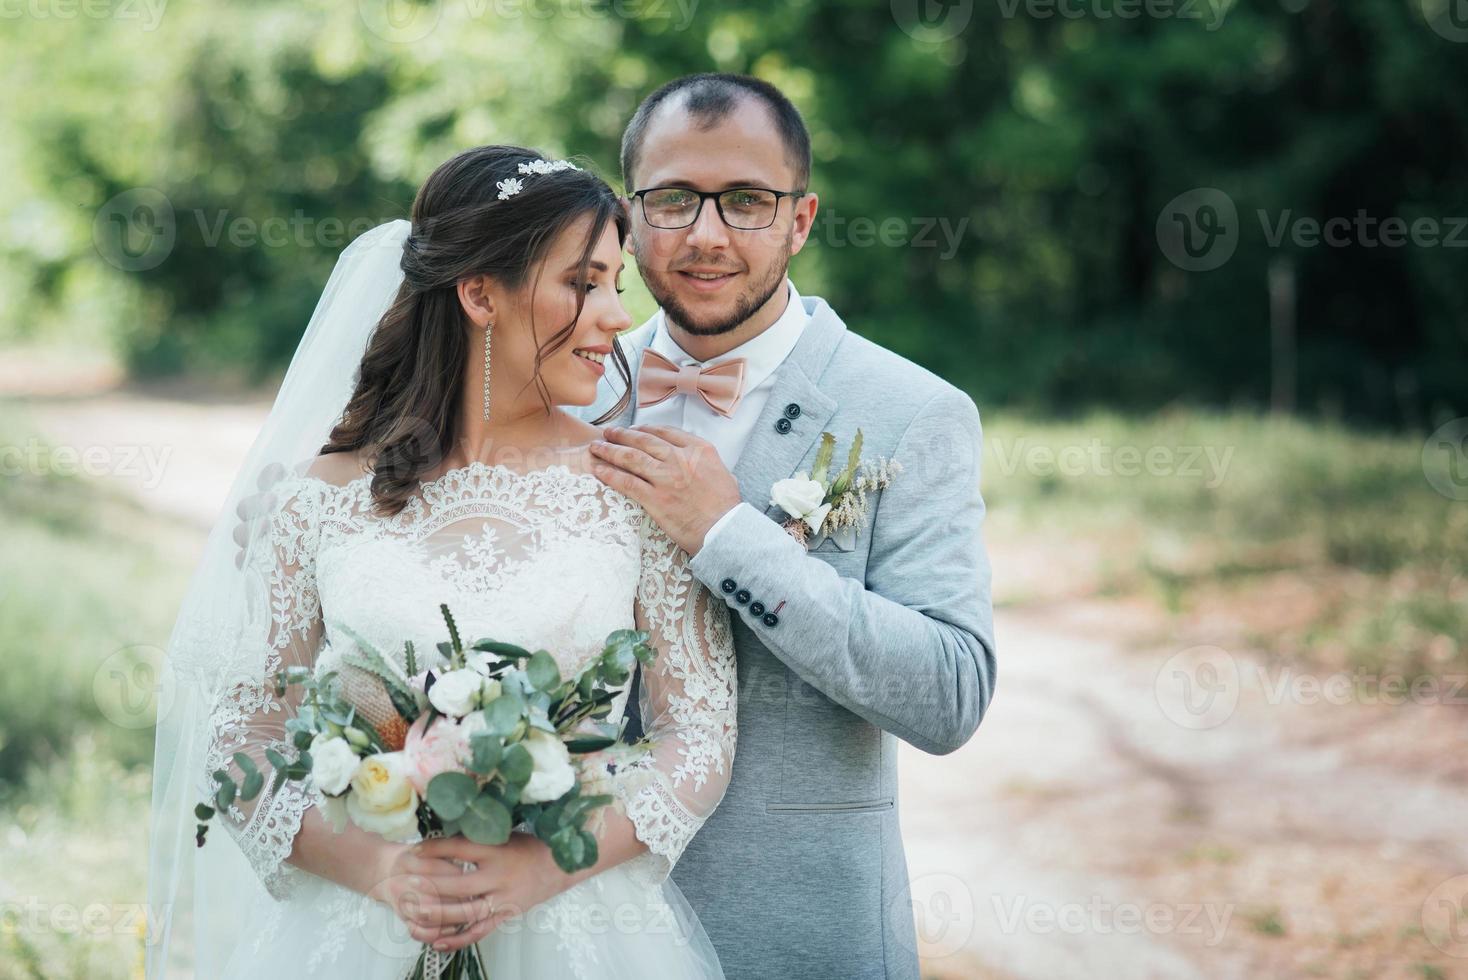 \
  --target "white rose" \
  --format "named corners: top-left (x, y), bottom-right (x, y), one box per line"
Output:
top-left (428, 668), bottom-right (484, 717)
top-left (309, 733), bottom-right (360, 796)
top-left (770, 474), bottom-right (831, 533)
top-left (465, 651), bottom-right (495, 676)
top-left (345, 752), bottom-right (420, 842)
top-left (519, 729), bottom-right (576, 803)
